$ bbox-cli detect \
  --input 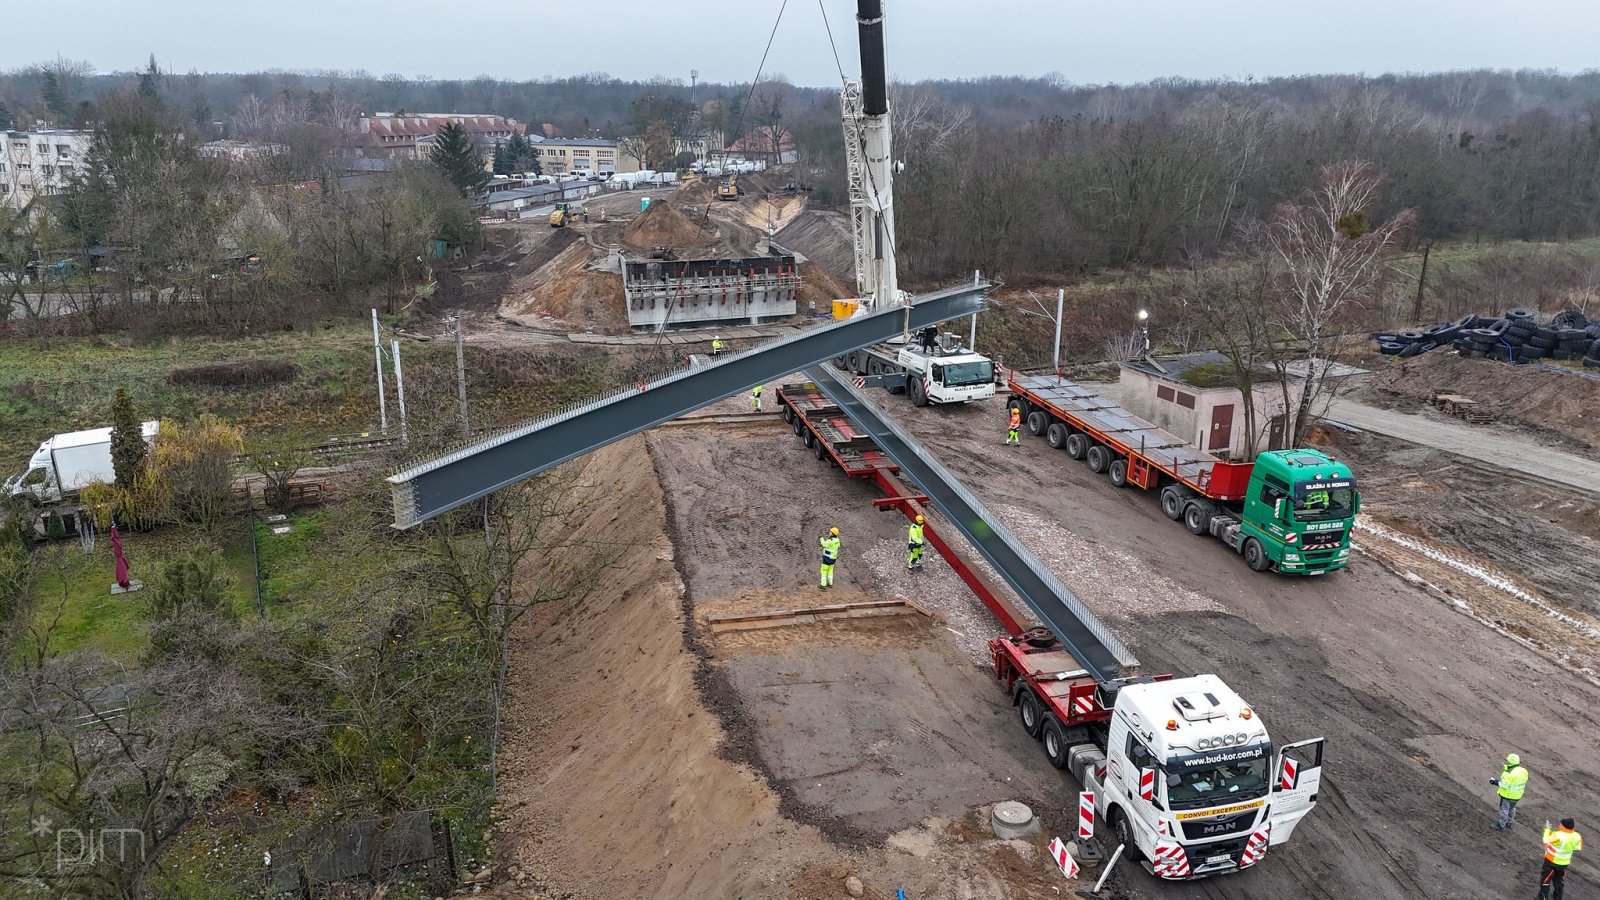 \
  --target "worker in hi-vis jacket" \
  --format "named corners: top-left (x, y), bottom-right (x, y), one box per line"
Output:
top-left (818, 527), bottom-right (840, 589)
